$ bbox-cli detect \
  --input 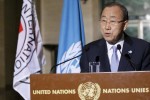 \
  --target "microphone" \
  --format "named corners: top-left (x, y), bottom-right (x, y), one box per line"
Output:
top-left (117, 44), bottom-right (136, 71)
top-left (117, 44), bottom-right (121, 50)
top-left (95, 56), bottom-right (100, 72)
top-left (95, 56), bottom-right (100, 62)
top-left (50, 46), bottom-right (90, 72)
